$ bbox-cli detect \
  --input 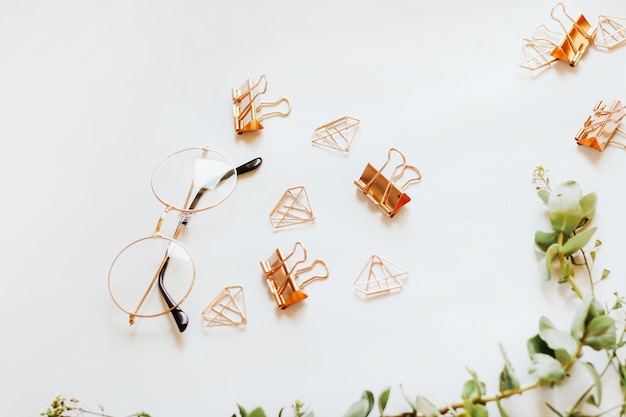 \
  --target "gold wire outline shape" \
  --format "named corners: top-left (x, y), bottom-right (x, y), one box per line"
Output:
top-left (353, 255), bottom-right (409, 297)
top-left (311, 116), bottom-right (361, 152)
top-left (518, 2), bottom-right (597, 70)
top-left (575, 100), bottom-right (626, 152)
top-left (201, 286), bottom-right (247, 328)
top-left (354, 147), bottom-right (422, 218)
top-left (232, 75), bottom-right (292, 134)
top-left (108, 147), bottom-right (237, 329)
top-left (268, 186), bottom-right (315, 229)
top-left (260, 242), bottom-right (329, 309)
top-left (595, 15), bottom-right (626, 50)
